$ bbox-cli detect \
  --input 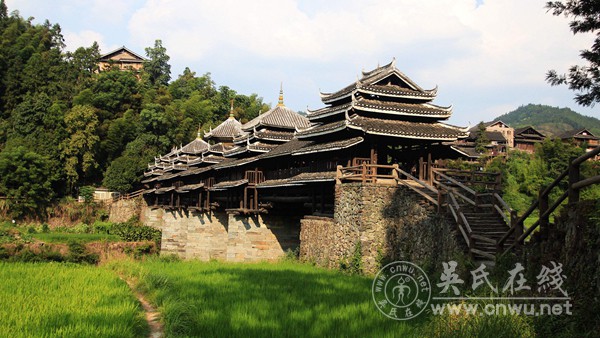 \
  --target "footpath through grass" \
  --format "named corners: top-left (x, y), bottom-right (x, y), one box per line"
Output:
top-left (0, 262), bottom-right (147, 338)
top-left (110, 259), bottom-right (424, 337)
